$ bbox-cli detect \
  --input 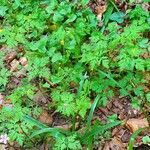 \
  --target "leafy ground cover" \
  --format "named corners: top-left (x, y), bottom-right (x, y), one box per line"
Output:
top-left (0, 0), bottom-right (150, 149)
